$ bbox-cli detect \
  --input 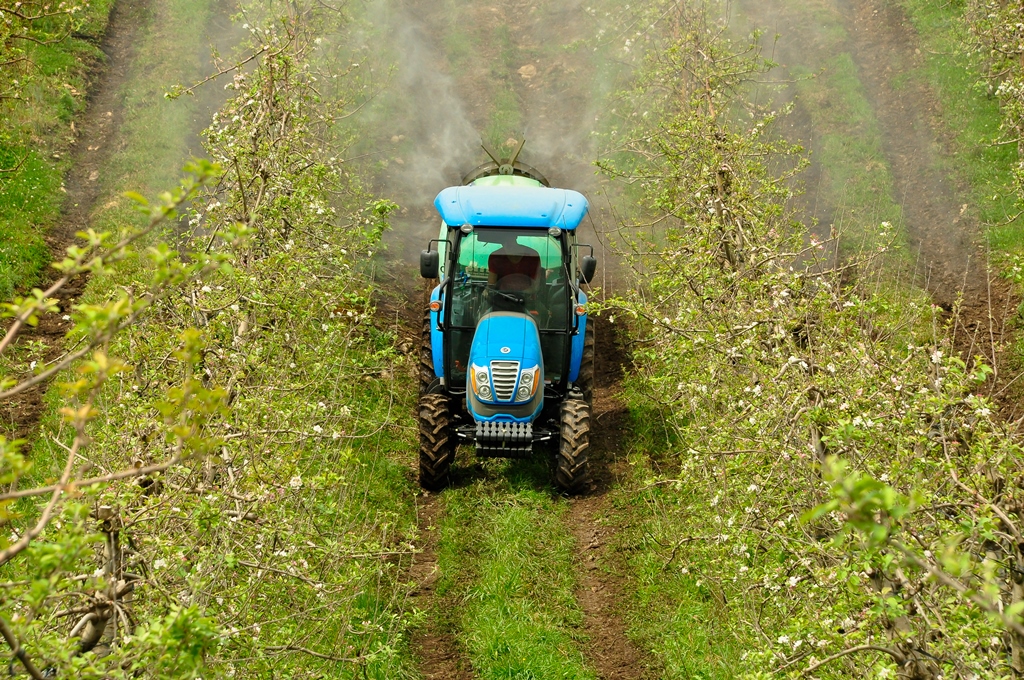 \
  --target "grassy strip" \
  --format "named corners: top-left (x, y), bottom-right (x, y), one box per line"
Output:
top-left (0, 0), bottom-right (115, 298)
top-left (72, 0), bottom-right (220, 250)
top-left (894, 0), bottom-right (1023, 252)
top-left (436, 461), bottom-right (595, 680)
top-left (611, 409), bottom-right (742, 679)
